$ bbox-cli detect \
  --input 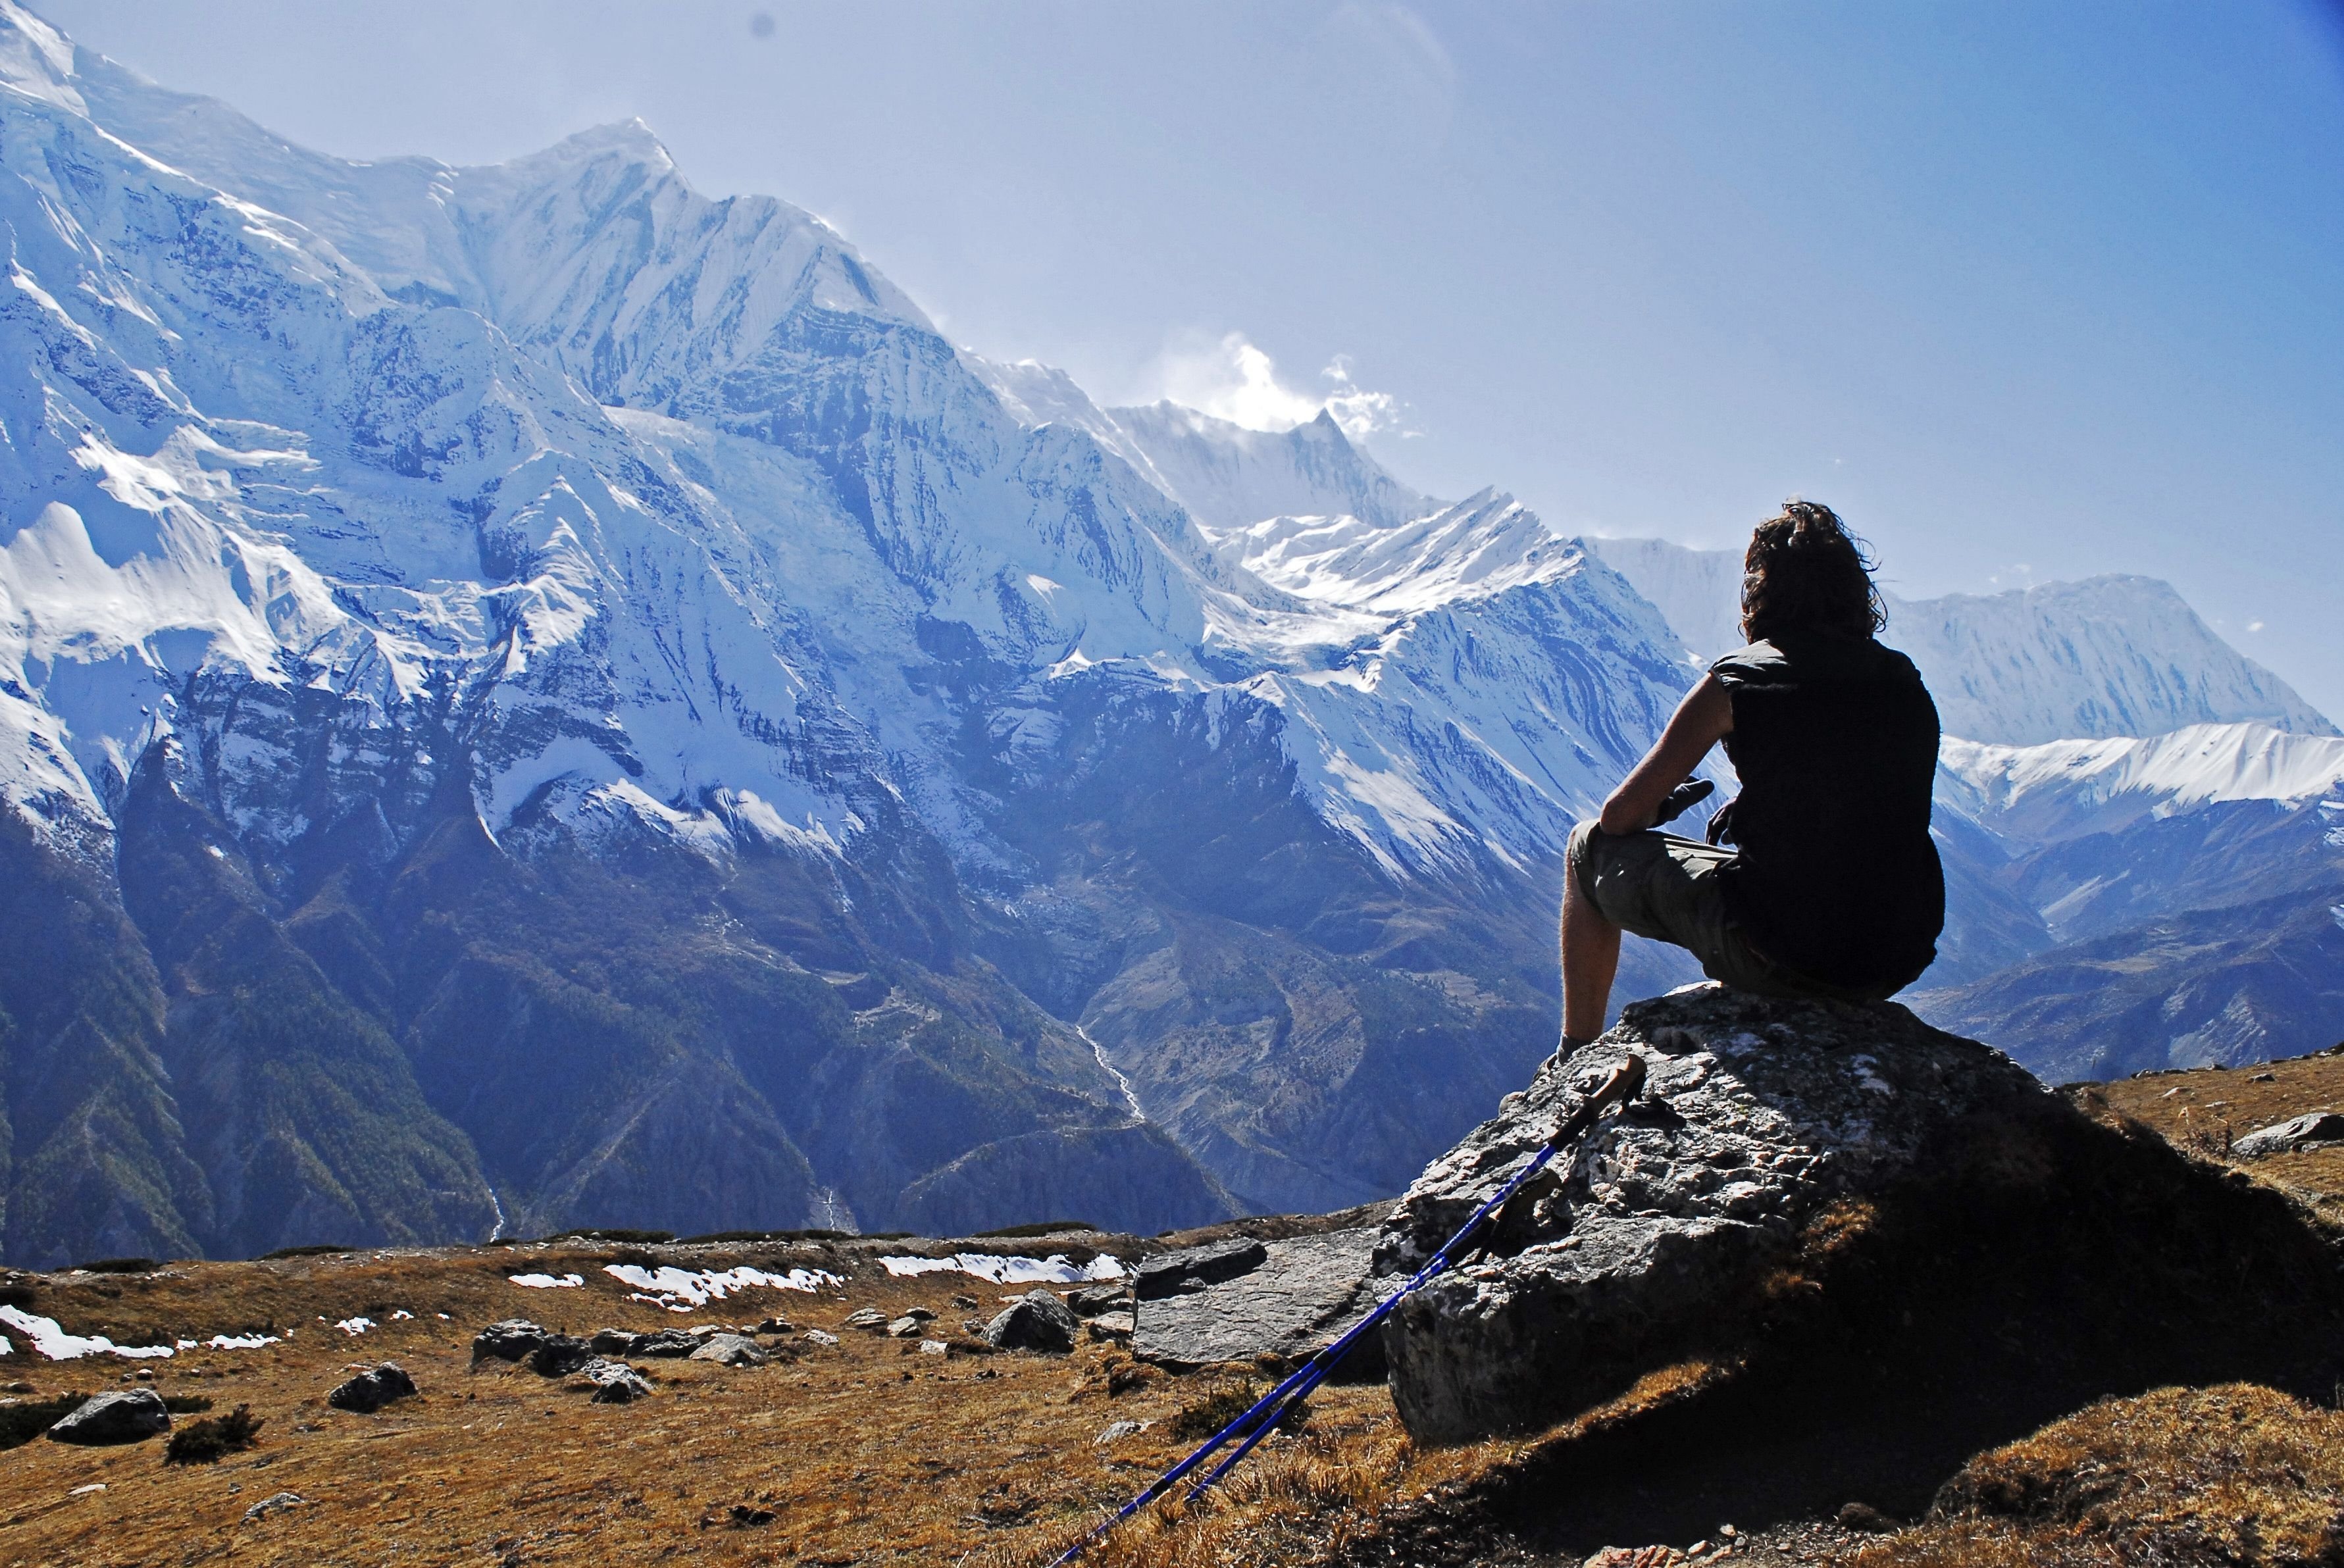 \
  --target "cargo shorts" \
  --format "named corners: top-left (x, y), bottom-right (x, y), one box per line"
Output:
top-left (1566, 820), bottom-right (1900, 1004)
